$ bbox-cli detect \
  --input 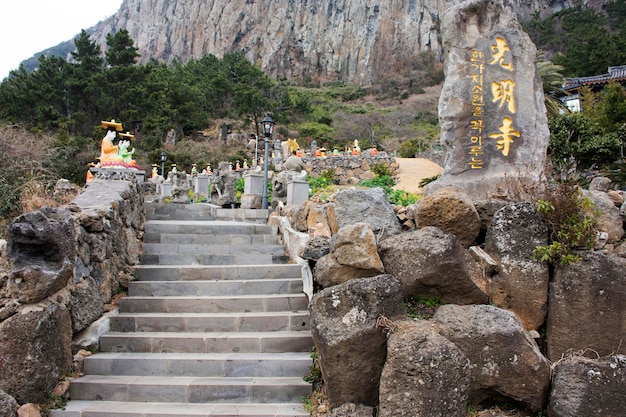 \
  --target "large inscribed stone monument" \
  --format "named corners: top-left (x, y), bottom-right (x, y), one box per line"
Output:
top-left (425, 0), bottom-right (549, 199)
